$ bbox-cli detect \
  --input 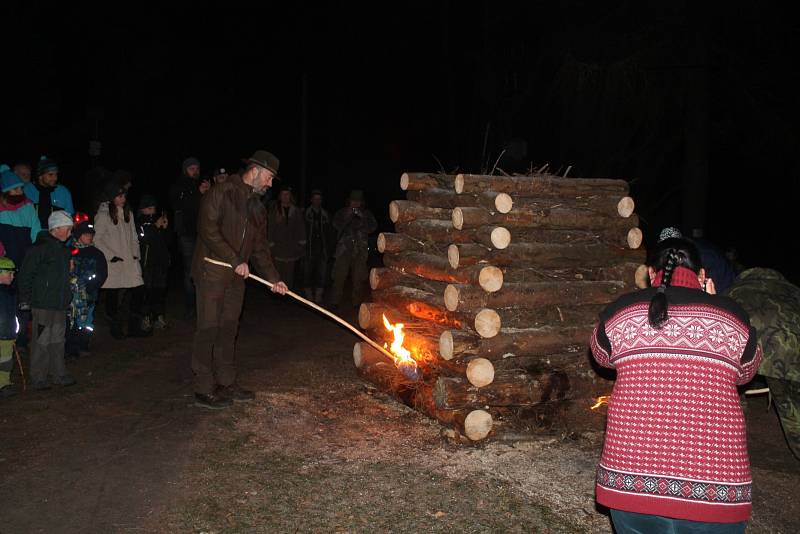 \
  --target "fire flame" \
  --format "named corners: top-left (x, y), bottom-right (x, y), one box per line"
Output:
top-left (590, 395), bottom-right (611, 410)
top-left (382, 314), bottom-right (420, 377)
